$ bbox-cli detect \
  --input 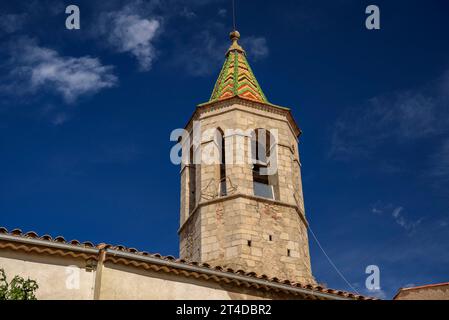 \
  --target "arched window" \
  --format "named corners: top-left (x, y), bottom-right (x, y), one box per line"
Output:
top-left (189, 145), bottom-right (196, 213)
top-left (251, 129), bottom-right (279, 200)
top-left (217, 128), bottom-right (227, 196)
top-left (252, 128), bottom-right (270, 163)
